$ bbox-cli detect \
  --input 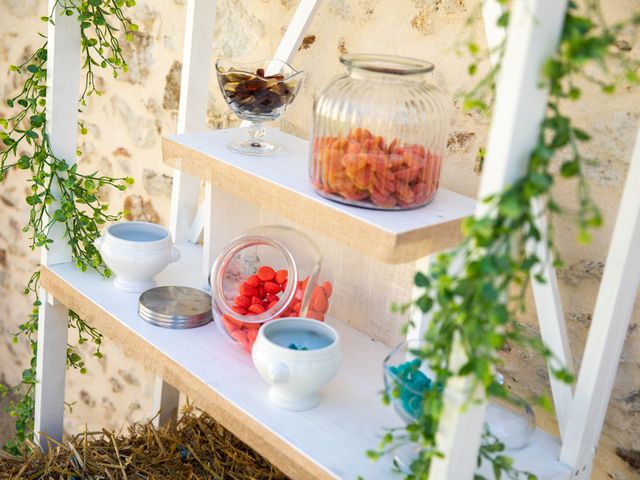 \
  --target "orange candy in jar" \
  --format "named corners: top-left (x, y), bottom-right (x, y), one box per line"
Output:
top-left (210, 226), bottom-right (333, 353)
top-left (310, 54), bottom-right (448, 210)
top-left (312, 128), bottom-right (441, 209)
